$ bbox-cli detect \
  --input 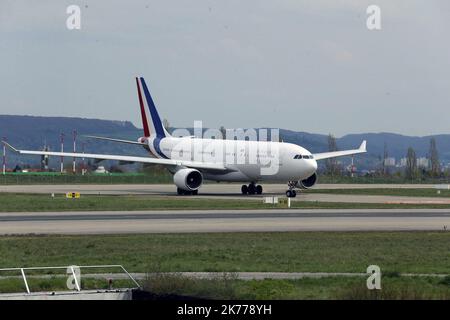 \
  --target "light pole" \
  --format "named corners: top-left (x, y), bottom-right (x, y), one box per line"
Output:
top-left (72, 130), bottom-right (77, 174)
top-left (2, 137), bottom-right (6, 175)
top-left (81, 142), bottom-right (86, 176)
top-left (351, 156), bottom-right (354, 178)
top-left (60, 133), bottom-right (65, 173)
